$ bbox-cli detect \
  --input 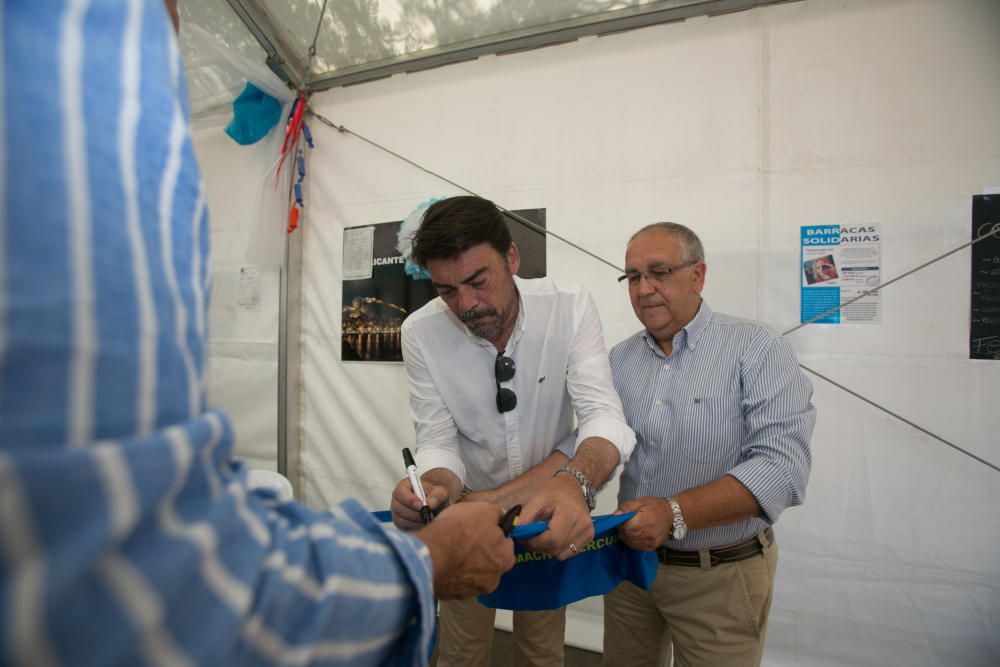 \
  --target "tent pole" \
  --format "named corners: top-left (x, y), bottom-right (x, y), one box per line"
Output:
top-left (225, 0), bottom-right (305, 90)
top-left (278, 206), bottom-right (306, 497)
